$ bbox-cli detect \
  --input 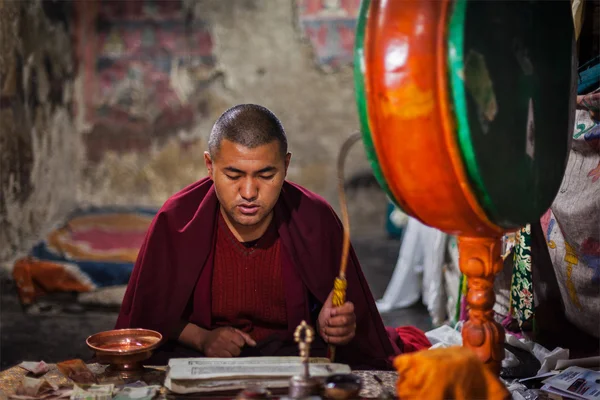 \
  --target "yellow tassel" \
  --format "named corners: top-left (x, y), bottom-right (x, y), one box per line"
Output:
top-left (329, 277), bottom-right (348, 362)
top-left (332, 277), bottom-right (347, 307)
